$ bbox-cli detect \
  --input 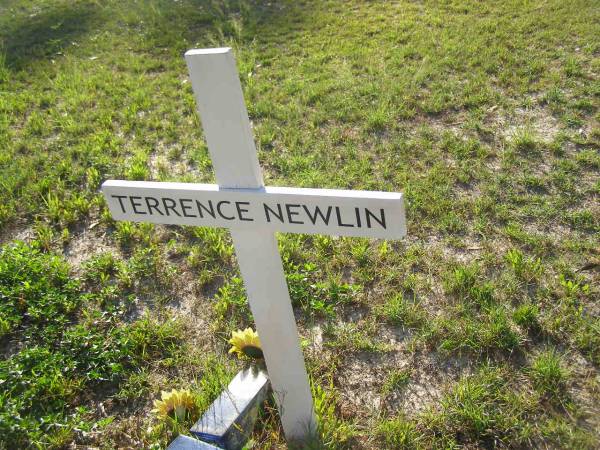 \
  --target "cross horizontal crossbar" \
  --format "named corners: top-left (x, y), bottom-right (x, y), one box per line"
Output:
top-left (102, 180), bottom-right (406, 239)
